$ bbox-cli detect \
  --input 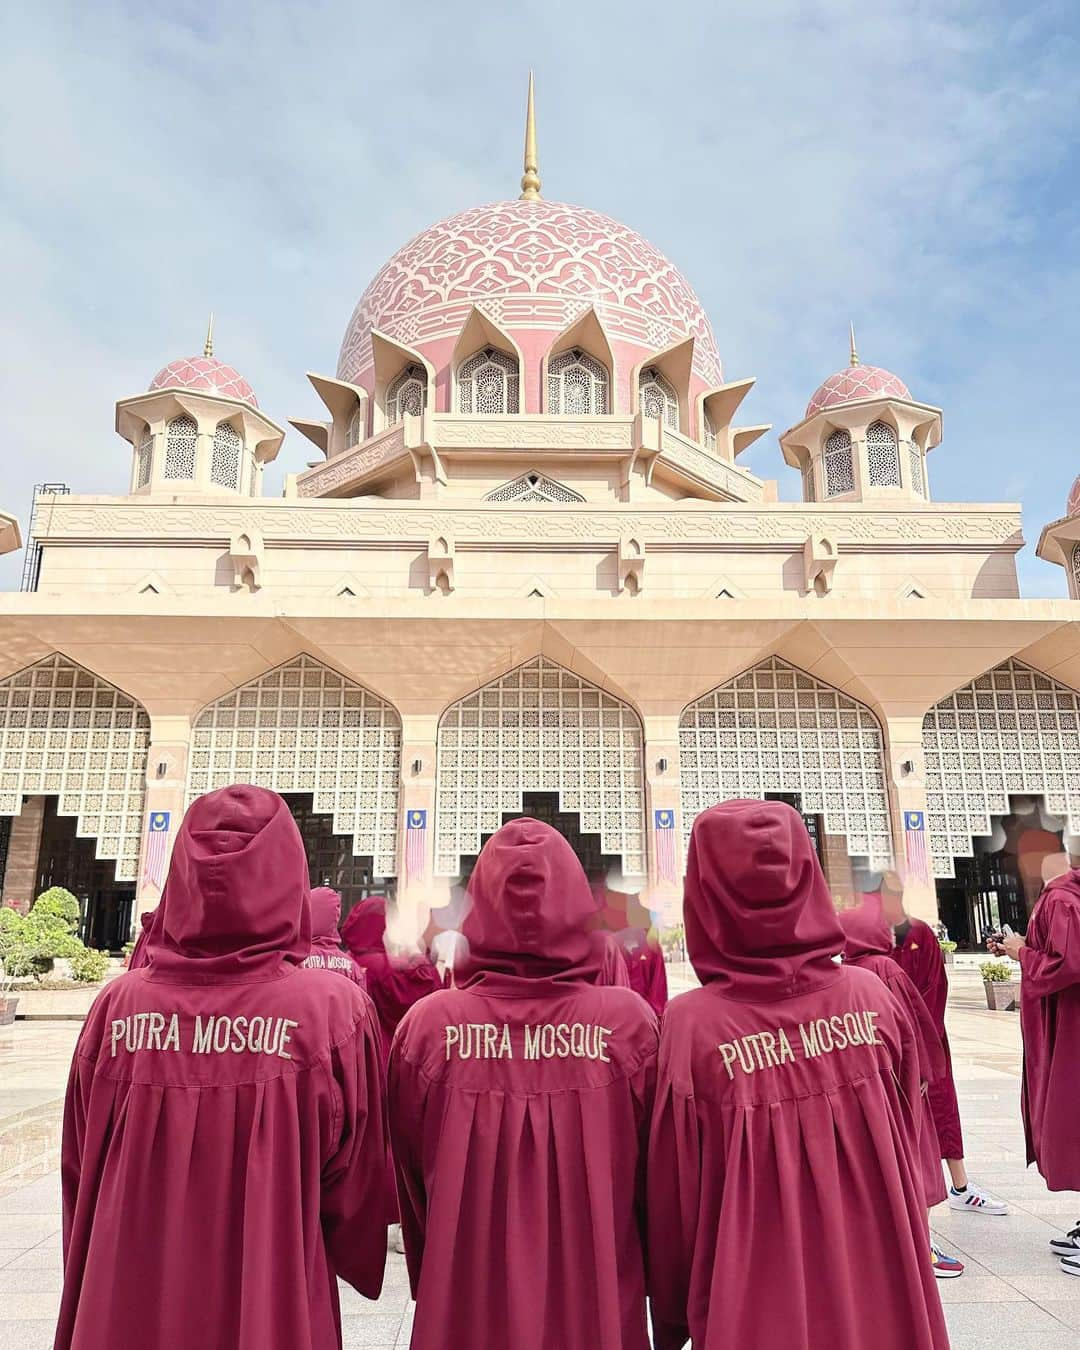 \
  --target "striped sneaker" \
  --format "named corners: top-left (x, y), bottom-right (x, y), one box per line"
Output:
top-left (931, 1244), bottom-right (965, 1279)
top-left (1050, 1222), bottom-right (1080, 1258)
top-left (1061, 1255), bottom-right (1080, 1278)
top-left (947, 1183), bottom-right (1009, 1215)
